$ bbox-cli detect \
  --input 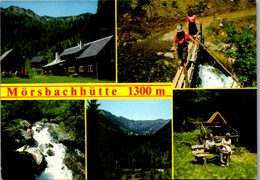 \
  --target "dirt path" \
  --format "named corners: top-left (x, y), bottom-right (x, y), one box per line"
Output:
top-left (161, 8), bottom-right (256, 41)
top-left (198, 8), bottom-right (257, 30)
